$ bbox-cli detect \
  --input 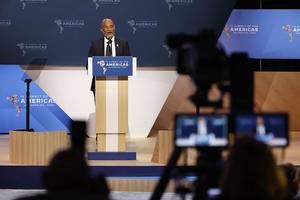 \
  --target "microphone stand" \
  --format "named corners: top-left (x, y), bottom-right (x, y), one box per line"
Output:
top-left (24, 79), bottom-right (33, 131)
